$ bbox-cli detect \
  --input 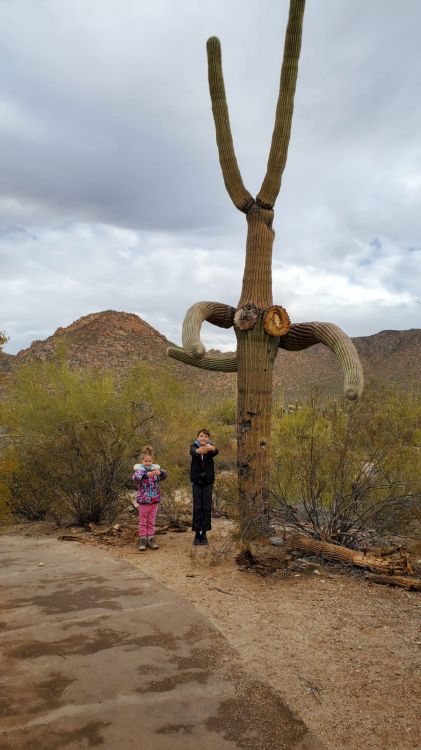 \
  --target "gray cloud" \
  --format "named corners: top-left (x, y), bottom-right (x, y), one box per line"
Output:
top-left (1, 0), bottom-right (420, 353)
